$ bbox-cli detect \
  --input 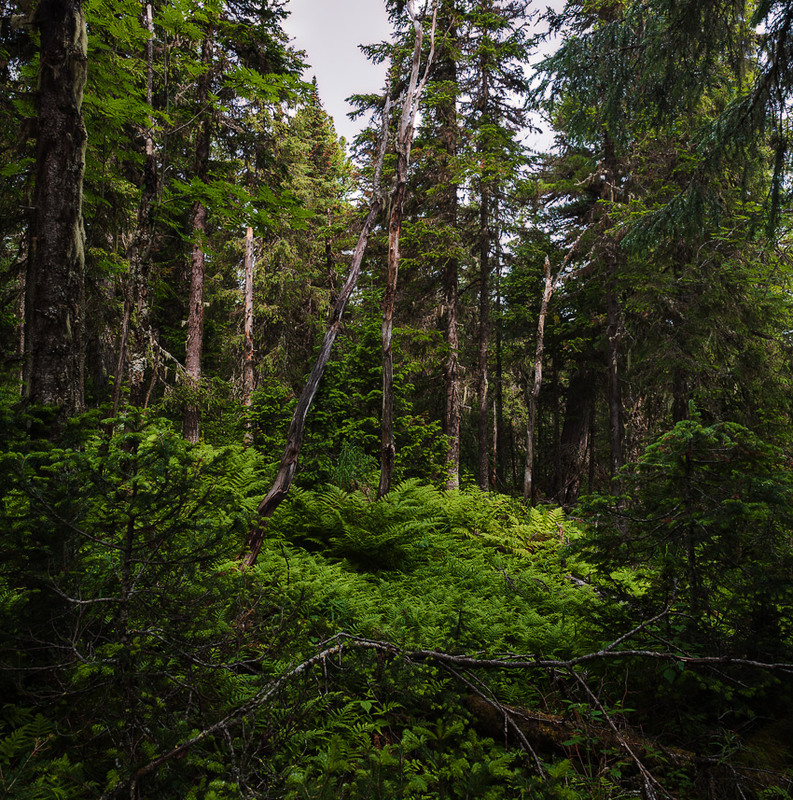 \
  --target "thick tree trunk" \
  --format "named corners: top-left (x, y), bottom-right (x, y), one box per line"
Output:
top-left (555, 368), bottom-right (594, 506)
top-left (182, 33), bottom-right (213, 443)
top-left (243, 98), bottom-right (393, 567)
top-left (23, 0), bottom-right (88, 417)
top-left (242, 226), bottom-right (255, 443)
